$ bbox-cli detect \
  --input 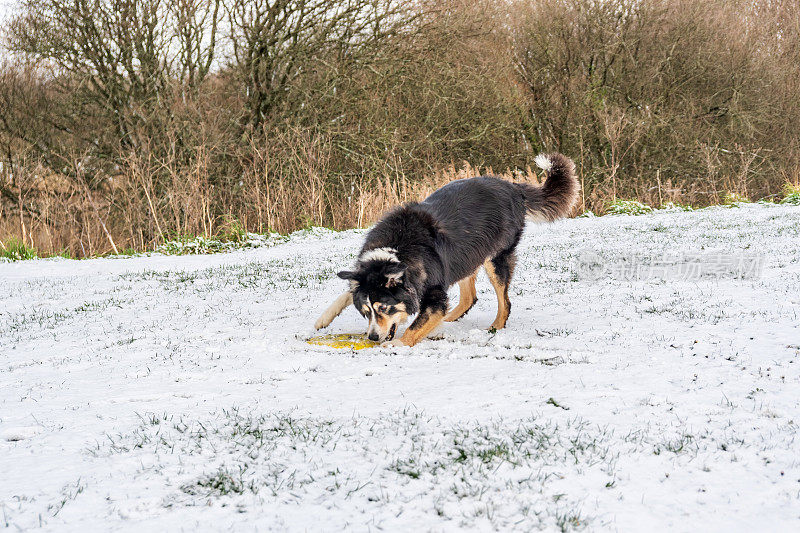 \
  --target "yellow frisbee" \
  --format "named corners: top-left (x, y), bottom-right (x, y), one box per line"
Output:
top-left (306, 333), bottom-right (378, 350)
